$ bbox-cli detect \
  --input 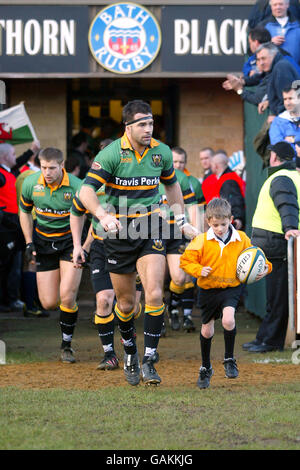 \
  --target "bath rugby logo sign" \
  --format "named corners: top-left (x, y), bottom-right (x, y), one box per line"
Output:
top-left (88, 3), bottom-right (161, 74)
